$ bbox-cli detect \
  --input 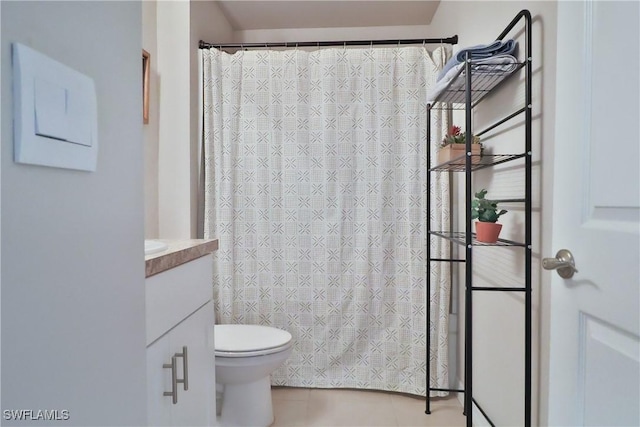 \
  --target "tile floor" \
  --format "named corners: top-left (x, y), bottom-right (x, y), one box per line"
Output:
top-left (271, 387), bottom-right (466, 427)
